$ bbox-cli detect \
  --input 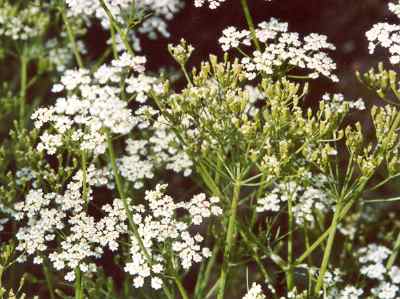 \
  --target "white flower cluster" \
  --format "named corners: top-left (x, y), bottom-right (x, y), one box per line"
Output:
top-left (0, 1), bottom-right (48, 41)
top-left (0, 202), bottom-right (17, 233)
top-left (366, 1), bottom-right (400, 64)
top-left (31, 53), bottom-right (153, 156)
top-left (390, 1), bottom-right (400, 18)
top-left (194, 0), bottom-right (226, 9)
top-left (124, 184), bottom-right (222, 289)
top-left (45, 39), bottom-right (87, 73)
top-left (257, 175), bottom-right (331, 225)
top-left (322, 93), bottom-right (366, 112)
top-left (65, 0), bottom-right (183, 40)
top-left (194, 0), bottom-right (272, 9)
top-left (243, 85), bottom-right (263, 117)
top-left (118, 118), bottom-right (193, 189)
top-left (358, 244), bottom-right (400, 299)
top-left (335, 286), bottom-right (364, 299)
top-left (219, 18), bottom-right (338, 81)
top-left (242, 283), bottom-right (266, 299)
top-left (15, 167), bottom-right (126, 281)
